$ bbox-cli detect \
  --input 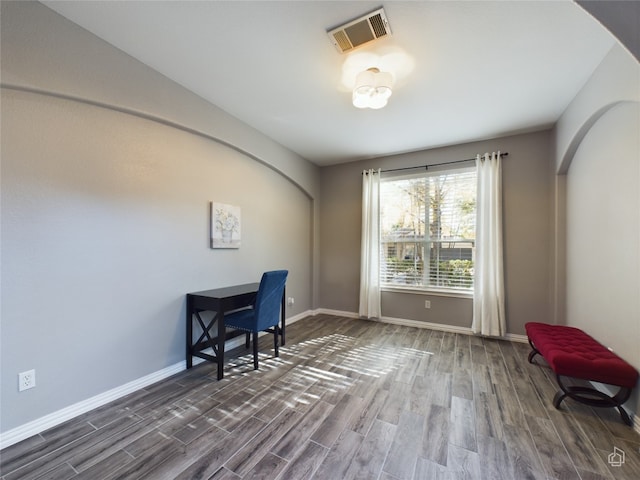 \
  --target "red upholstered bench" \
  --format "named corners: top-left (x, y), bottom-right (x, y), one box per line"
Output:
top-left (525, 322), bottom-right (638, 426)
